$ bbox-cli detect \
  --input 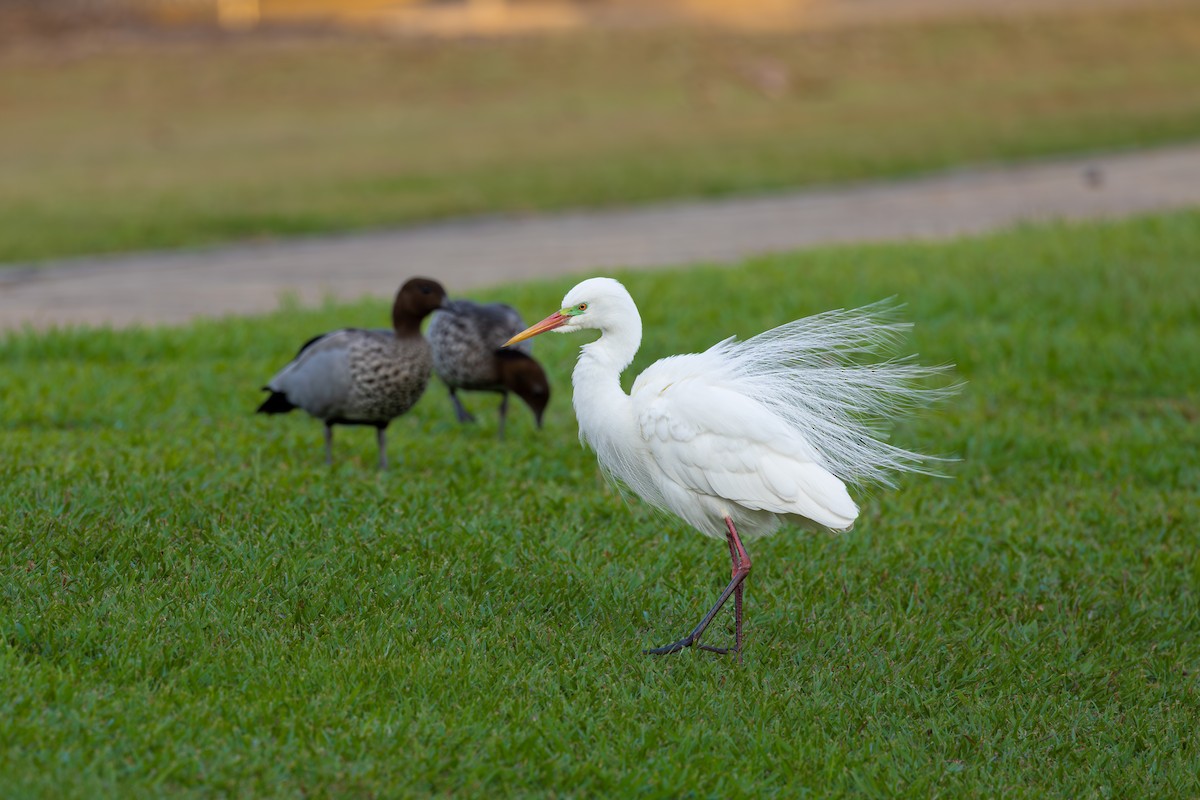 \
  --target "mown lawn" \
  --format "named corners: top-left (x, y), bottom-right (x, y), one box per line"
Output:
top-left (3, 4), bottom-right (1200, 263)
top-left (2, 210), bottom-right (1198, 796)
